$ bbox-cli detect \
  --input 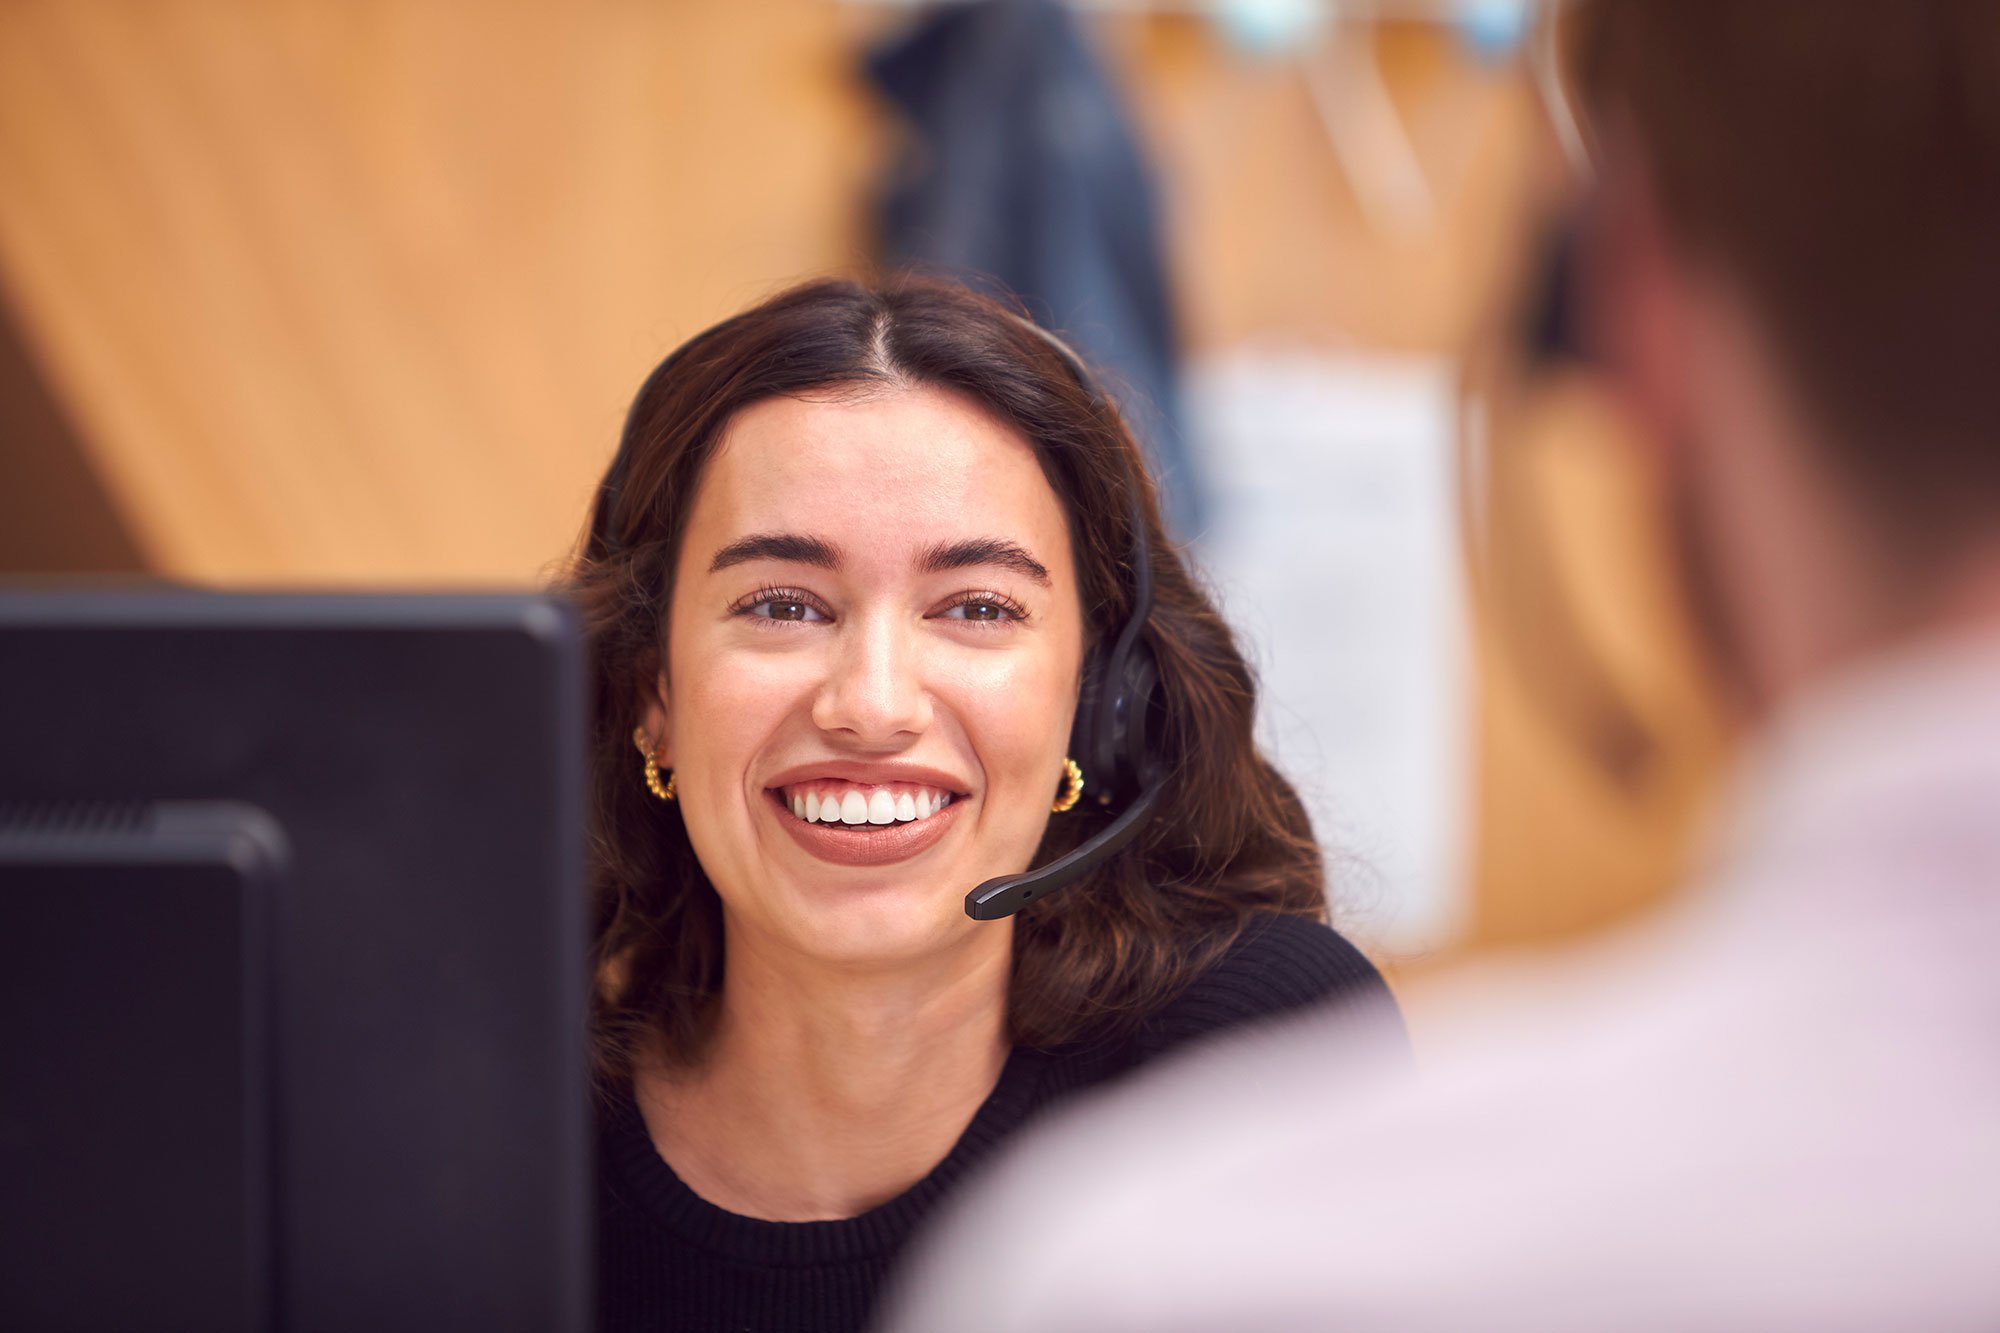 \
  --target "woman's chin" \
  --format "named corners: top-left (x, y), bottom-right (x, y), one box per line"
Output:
top-left (768, 877), bottom-right (992, 969)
